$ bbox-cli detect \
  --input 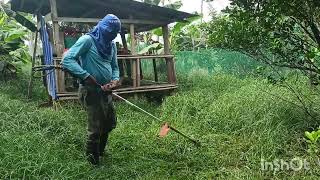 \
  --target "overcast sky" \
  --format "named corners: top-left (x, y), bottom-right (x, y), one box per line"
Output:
top-left (180, 0), bottom-right (230, 18)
